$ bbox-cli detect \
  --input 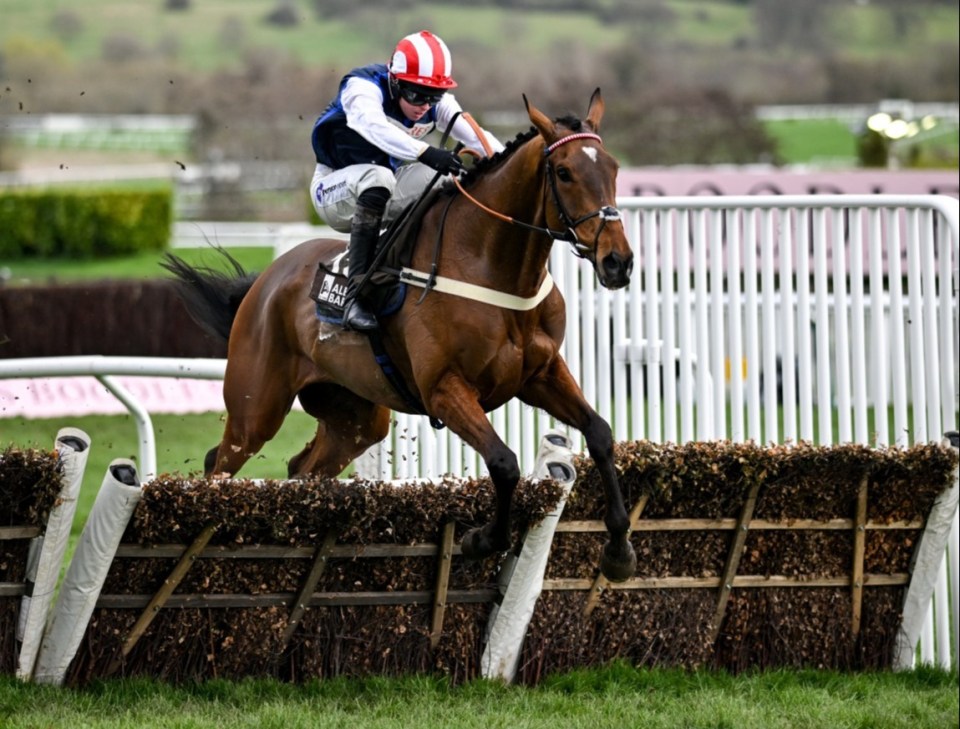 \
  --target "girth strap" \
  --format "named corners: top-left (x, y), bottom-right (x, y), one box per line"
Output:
top-left (398, 268), bottom-right (554, 311)
top-left (367, 329), bottom-right (445, 430)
